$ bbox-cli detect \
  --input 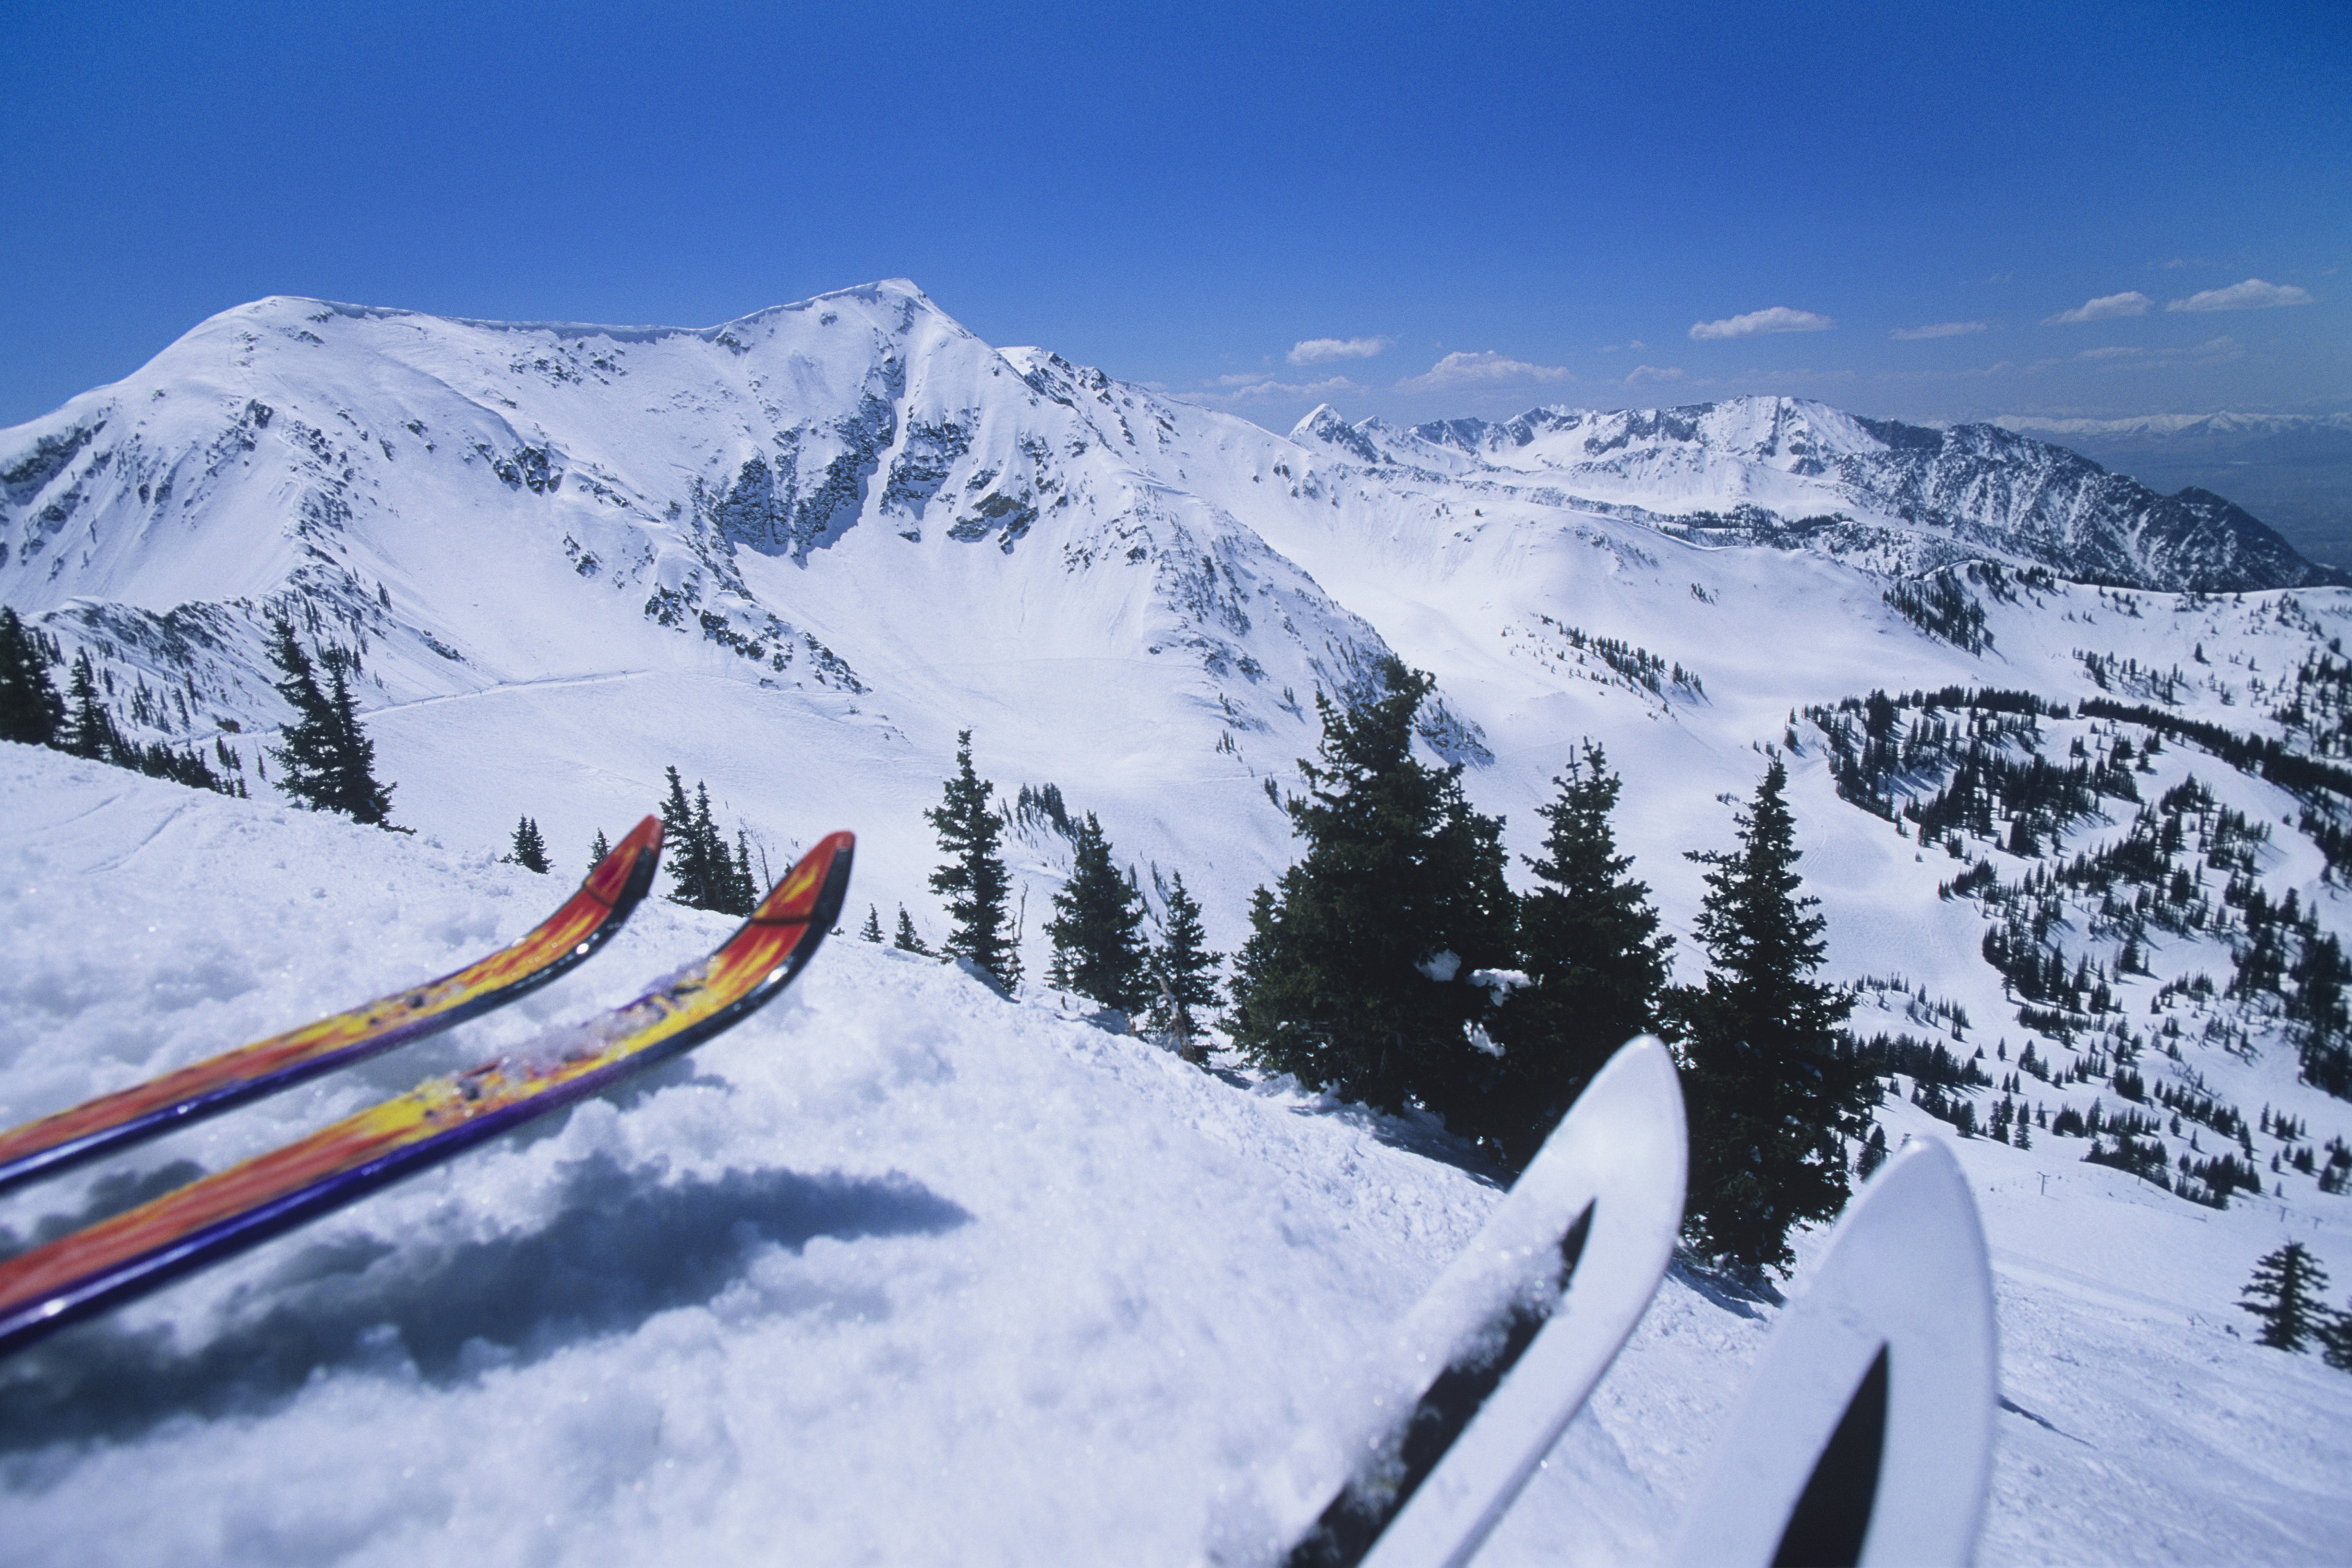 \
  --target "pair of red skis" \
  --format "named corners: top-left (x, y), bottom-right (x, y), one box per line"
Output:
top-left (0, 817), bottom-right (856, 1358)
